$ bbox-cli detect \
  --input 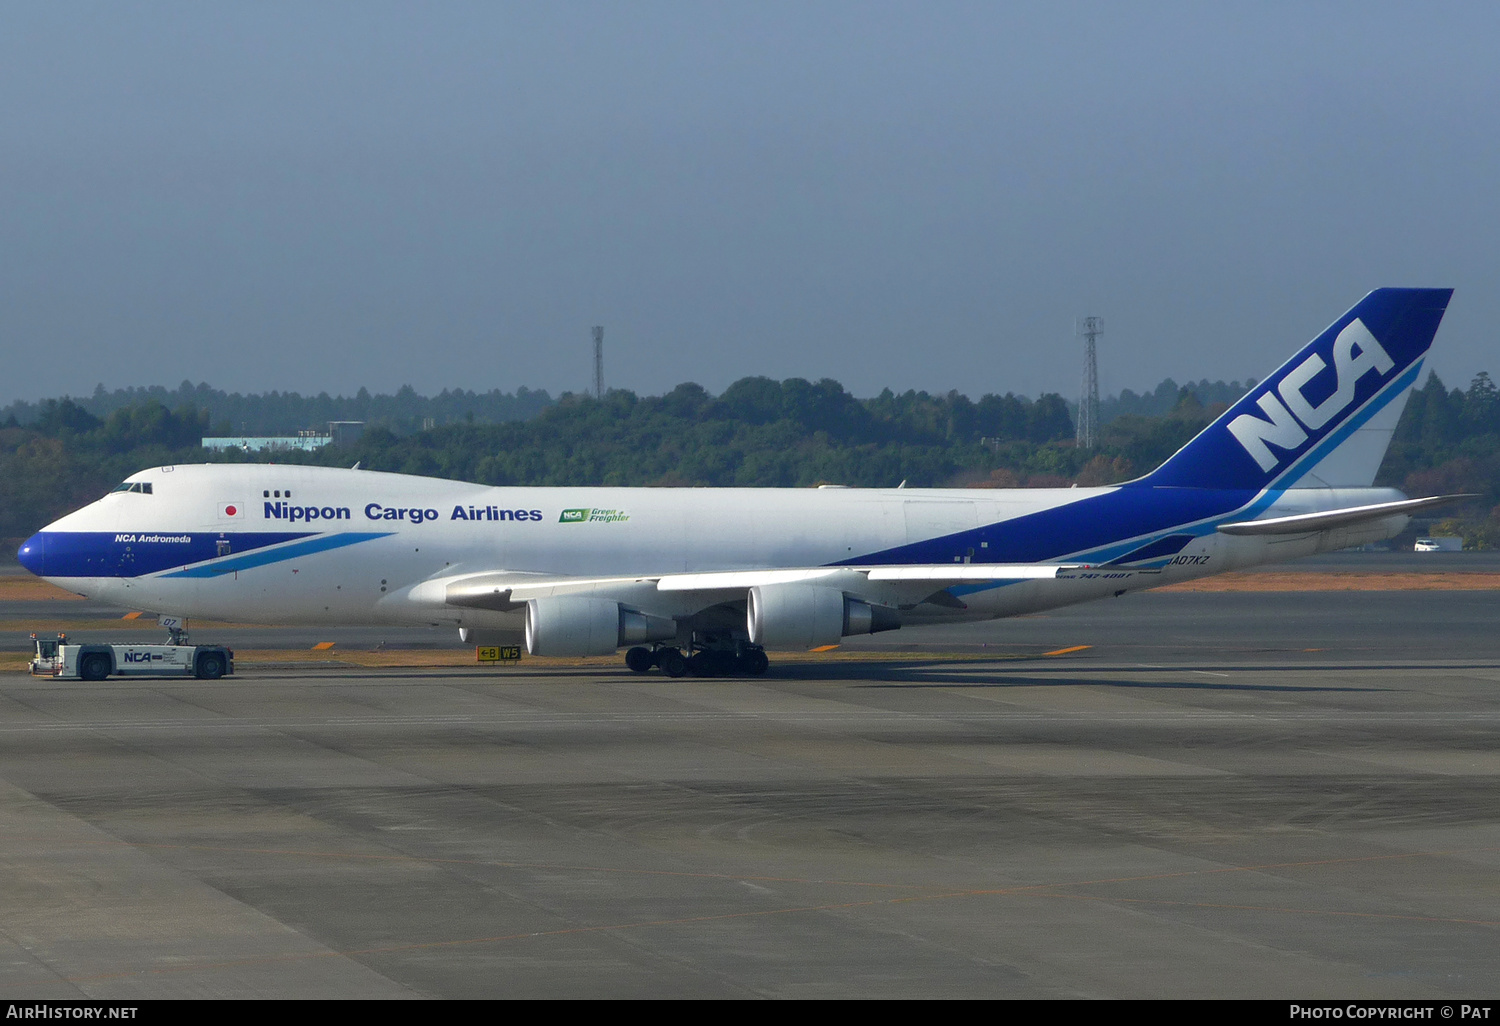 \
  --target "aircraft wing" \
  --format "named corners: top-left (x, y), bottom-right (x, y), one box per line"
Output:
top-left (1215, 494), bottom-right (1472, 536)
top-left (423, 492), bottom-right (1471, 617)
top-left (657, 564), bottom-right (1080, 589)
top-left (422, 563), bottom-right (1086, 612)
